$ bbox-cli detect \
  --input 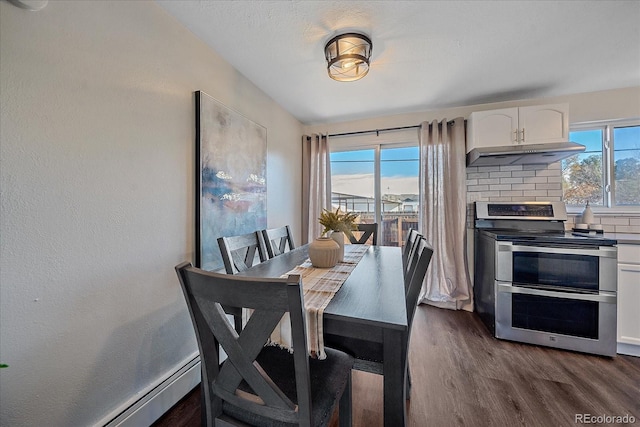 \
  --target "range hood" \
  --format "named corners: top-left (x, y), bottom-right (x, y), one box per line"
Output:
top-left (466, 141), bottom-right (586, 167)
